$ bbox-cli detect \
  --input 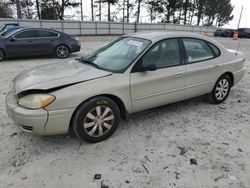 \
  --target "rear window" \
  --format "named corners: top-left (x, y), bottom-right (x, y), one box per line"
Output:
top-left (36, 30), bottom-right (58, 37)
top-left (182, 38), bottom-right (214, 63)
top-left (208, 42), bottom-right (220, 57)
